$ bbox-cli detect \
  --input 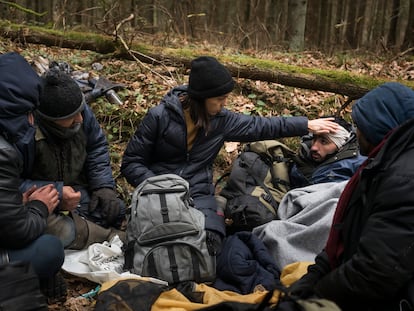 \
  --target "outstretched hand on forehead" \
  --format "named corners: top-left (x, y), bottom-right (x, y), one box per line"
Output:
top-left (308, 117), bottom-right (339, 135)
